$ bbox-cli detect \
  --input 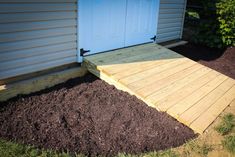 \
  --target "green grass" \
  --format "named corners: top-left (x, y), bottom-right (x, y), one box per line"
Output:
top-left (117, 150), bottom-right (179, 157)
top-left (140, 150), bottom-right (178, 157)
top-left (0, 139), bottom-right (85, 157)
top-left (183, 140), bottom-right (212, 157)
top-left (215, 113), bottom-right (235, 135)
top-left (0, 139), bottom-right (180, 157)
top-left (222, 135), bottom-right (235, 154)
